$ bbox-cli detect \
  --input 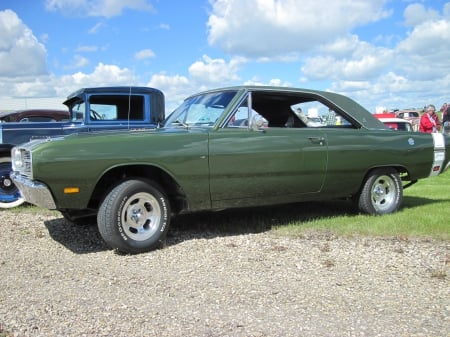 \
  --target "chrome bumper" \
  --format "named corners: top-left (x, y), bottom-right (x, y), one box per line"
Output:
top-left (10, 172), bottom-right (57, 209)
